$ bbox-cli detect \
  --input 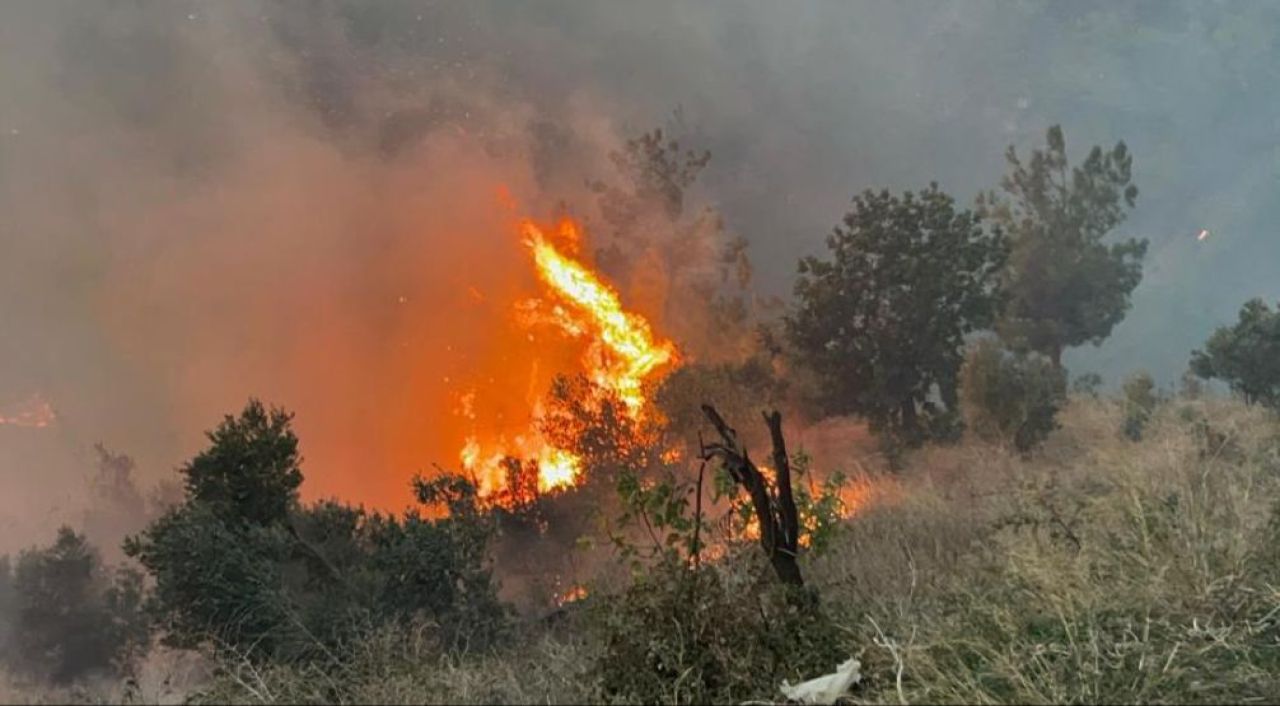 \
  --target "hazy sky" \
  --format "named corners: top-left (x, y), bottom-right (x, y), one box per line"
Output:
top-left (1, 1), bottom-right (1278, 539)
